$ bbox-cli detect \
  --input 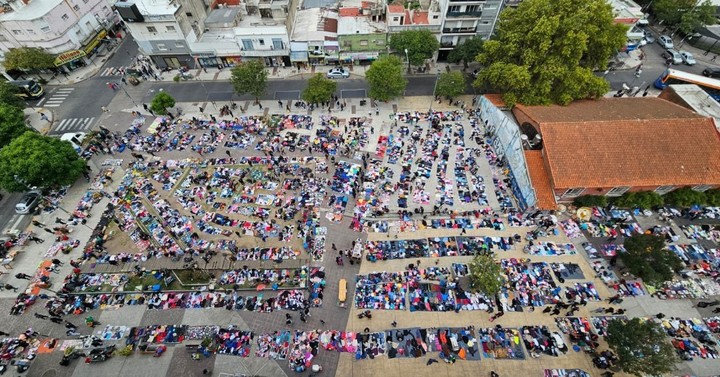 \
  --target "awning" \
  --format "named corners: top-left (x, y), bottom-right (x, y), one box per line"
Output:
top-left (54, 50), bottom-right (86, 66)
top-left (83, 30), bottom-right (107, 55)
top-left (290, 41), bottom-right (309, 52)
top-left (324, 41), bottom-right (339, 50)
top-left (290, 51), bottom-right (308, 62)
